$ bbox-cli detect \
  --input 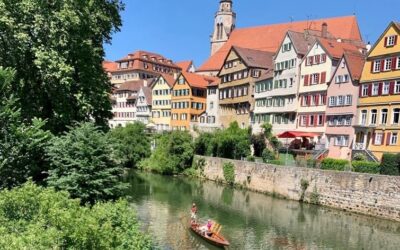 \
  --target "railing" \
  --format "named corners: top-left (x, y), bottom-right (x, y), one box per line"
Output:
top-left (353, 143), bottom-right (365, 150)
